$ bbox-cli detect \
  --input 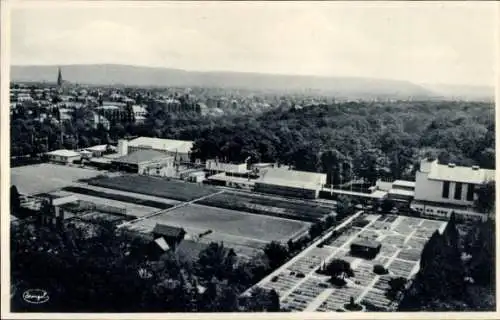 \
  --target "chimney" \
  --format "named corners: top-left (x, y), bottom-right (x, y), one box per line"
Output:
top-left (448, 163), bottom-right (456, 168)
top-left (420, 158), bottom-right (437, 173)
top-left (472, 165), bottom-right (480, 170)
